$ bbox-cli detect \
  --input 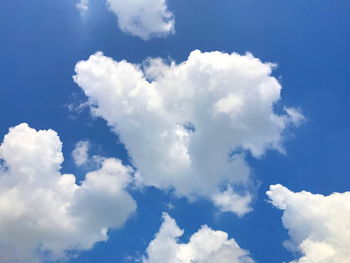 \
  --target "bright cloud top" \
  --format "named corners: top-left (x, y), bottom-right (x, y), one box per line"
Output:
top-left (0, 123), bottom-right (136, 263)
top-left (143, 213), bottom-right (254, 263)
top-left (267, 184), bottom-right (350, 263)
top-left (74, 50), bottom-right (302, 216)
top-left (106, 0), bottom-right (175, 40)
